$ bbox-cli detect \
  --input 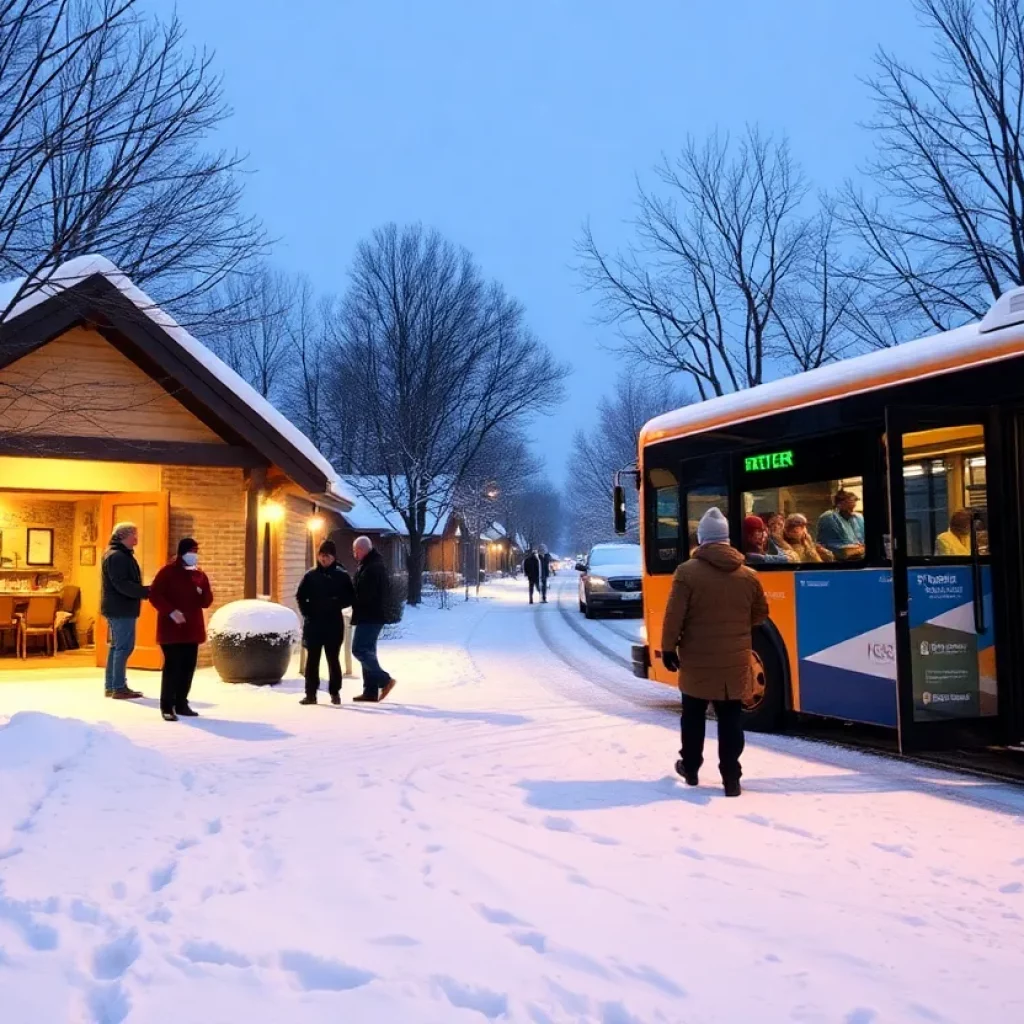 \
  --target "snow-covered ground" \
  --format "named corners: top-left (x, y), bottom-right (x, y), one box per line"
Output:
top-left (1, 577), bottom-right (1023, 1023)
